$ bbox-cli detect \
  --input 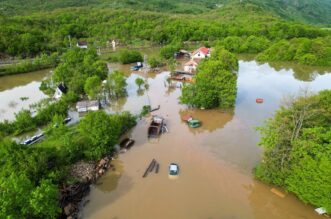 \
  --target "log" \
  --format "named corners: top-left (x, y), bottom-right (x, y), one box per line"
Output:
top-left (155, 163), bottom-right (159, 173)
top-left (142, 159), bottom-right (155, 178)
top-left (149, 160), bottom-right (156, 173)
